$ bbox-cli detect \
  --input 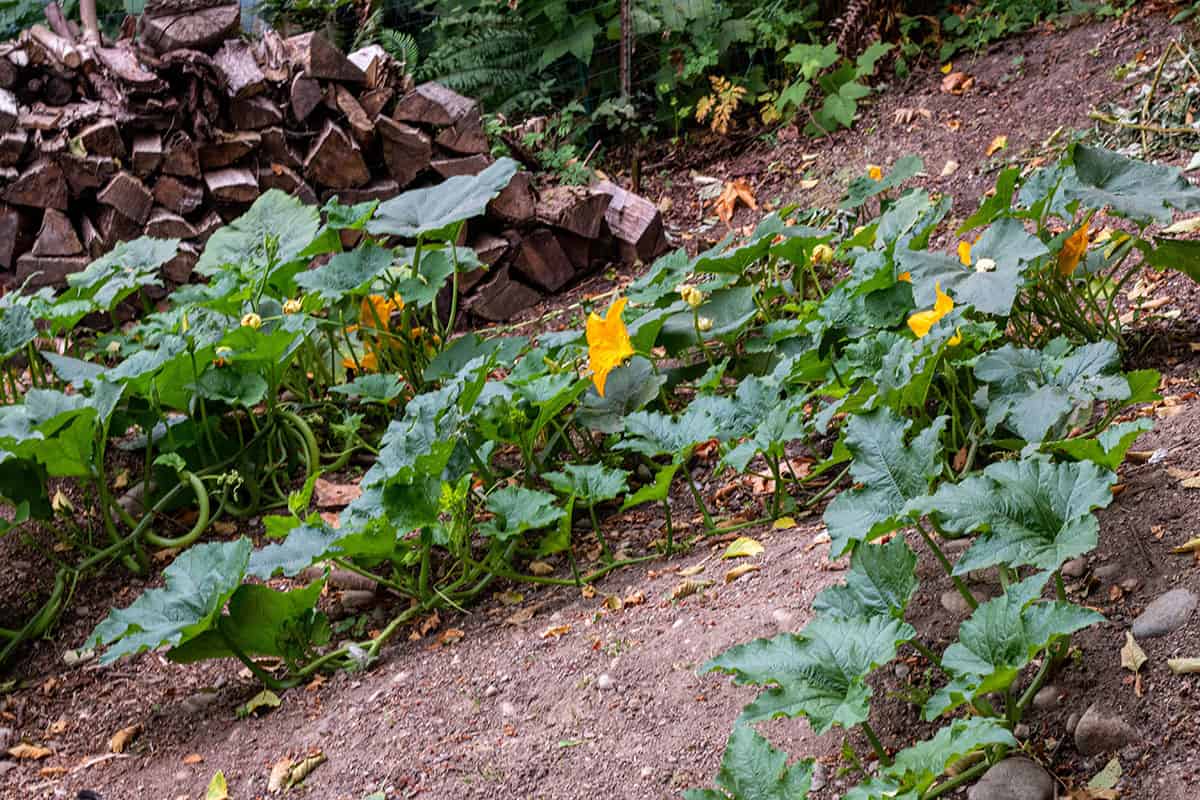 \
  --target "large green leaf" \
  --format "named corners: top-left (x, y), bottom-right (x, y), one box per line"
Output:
top-left (1041, 418), bottom-right (1153, 471)
top-left (683, 724), bottom-right (814, 800)
top-left (926, 573), bottom-right (1103, 718)
top-left (872, 718), bottom-right (1016, 798)
top-left (813, 536), bottom-right (918, 621)
top-left (247, 523), bottom-right (344, 579)
top-left (294, 241), bottom-right (397, 303)
top-left (394, 246), bottom-right (479, 308)
top-left (822, 410), bottom-right (946, 556)
top-left (89, 539), bottom-right (253, 664)
top-left (898, 218), bottom-right (1047, 316)
top-left (722, 399), bottom-right (810, 473)
top-left (0, 304), bottom-right (36, 359)
top-left (168, 579), bottom-right (328, 664)
top-left (974, 339), bottom-right (1130, 443)
top-left (1067, 143), bottom-right (1200, 224)
top-left (544, 463), bottom-right (628, 505)
top-left (328, 373), bottom-right (405, 405)
top-left (909, 456), bottom-right (1114, 576)
top-left (576, 357), bottom-right (666, 434)
top-left (615, 404), bottom-right (720, 460)
top-left (369, 159), bottom-right (518, 239)
top-left (479, 486), bottom-right (565, 541)
top-left (703, 615), bottom-right (915, 733)
top-left (197, 190), bottom-right (320, 277)
top-left (63, 237), bottom-right (177, 311)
